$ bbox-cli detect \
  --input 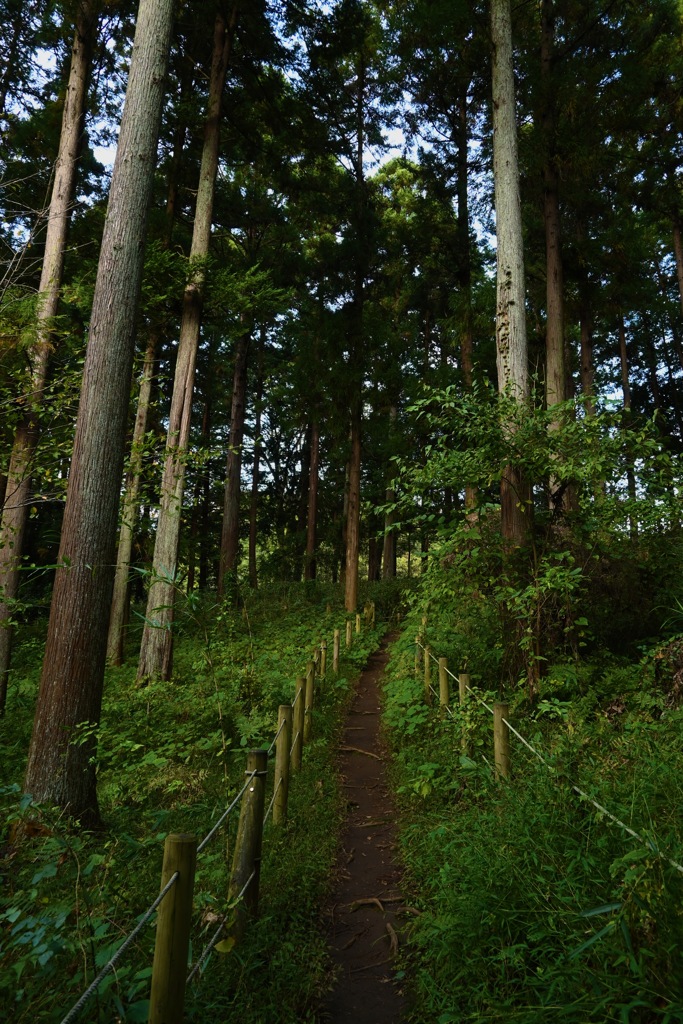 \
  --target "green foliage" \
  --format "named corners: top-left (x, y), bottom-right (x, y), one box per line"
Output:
top-left (0, 583), bottom-right (387, 1022)
top-left (384, 619), bottom-right (683, 1022)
